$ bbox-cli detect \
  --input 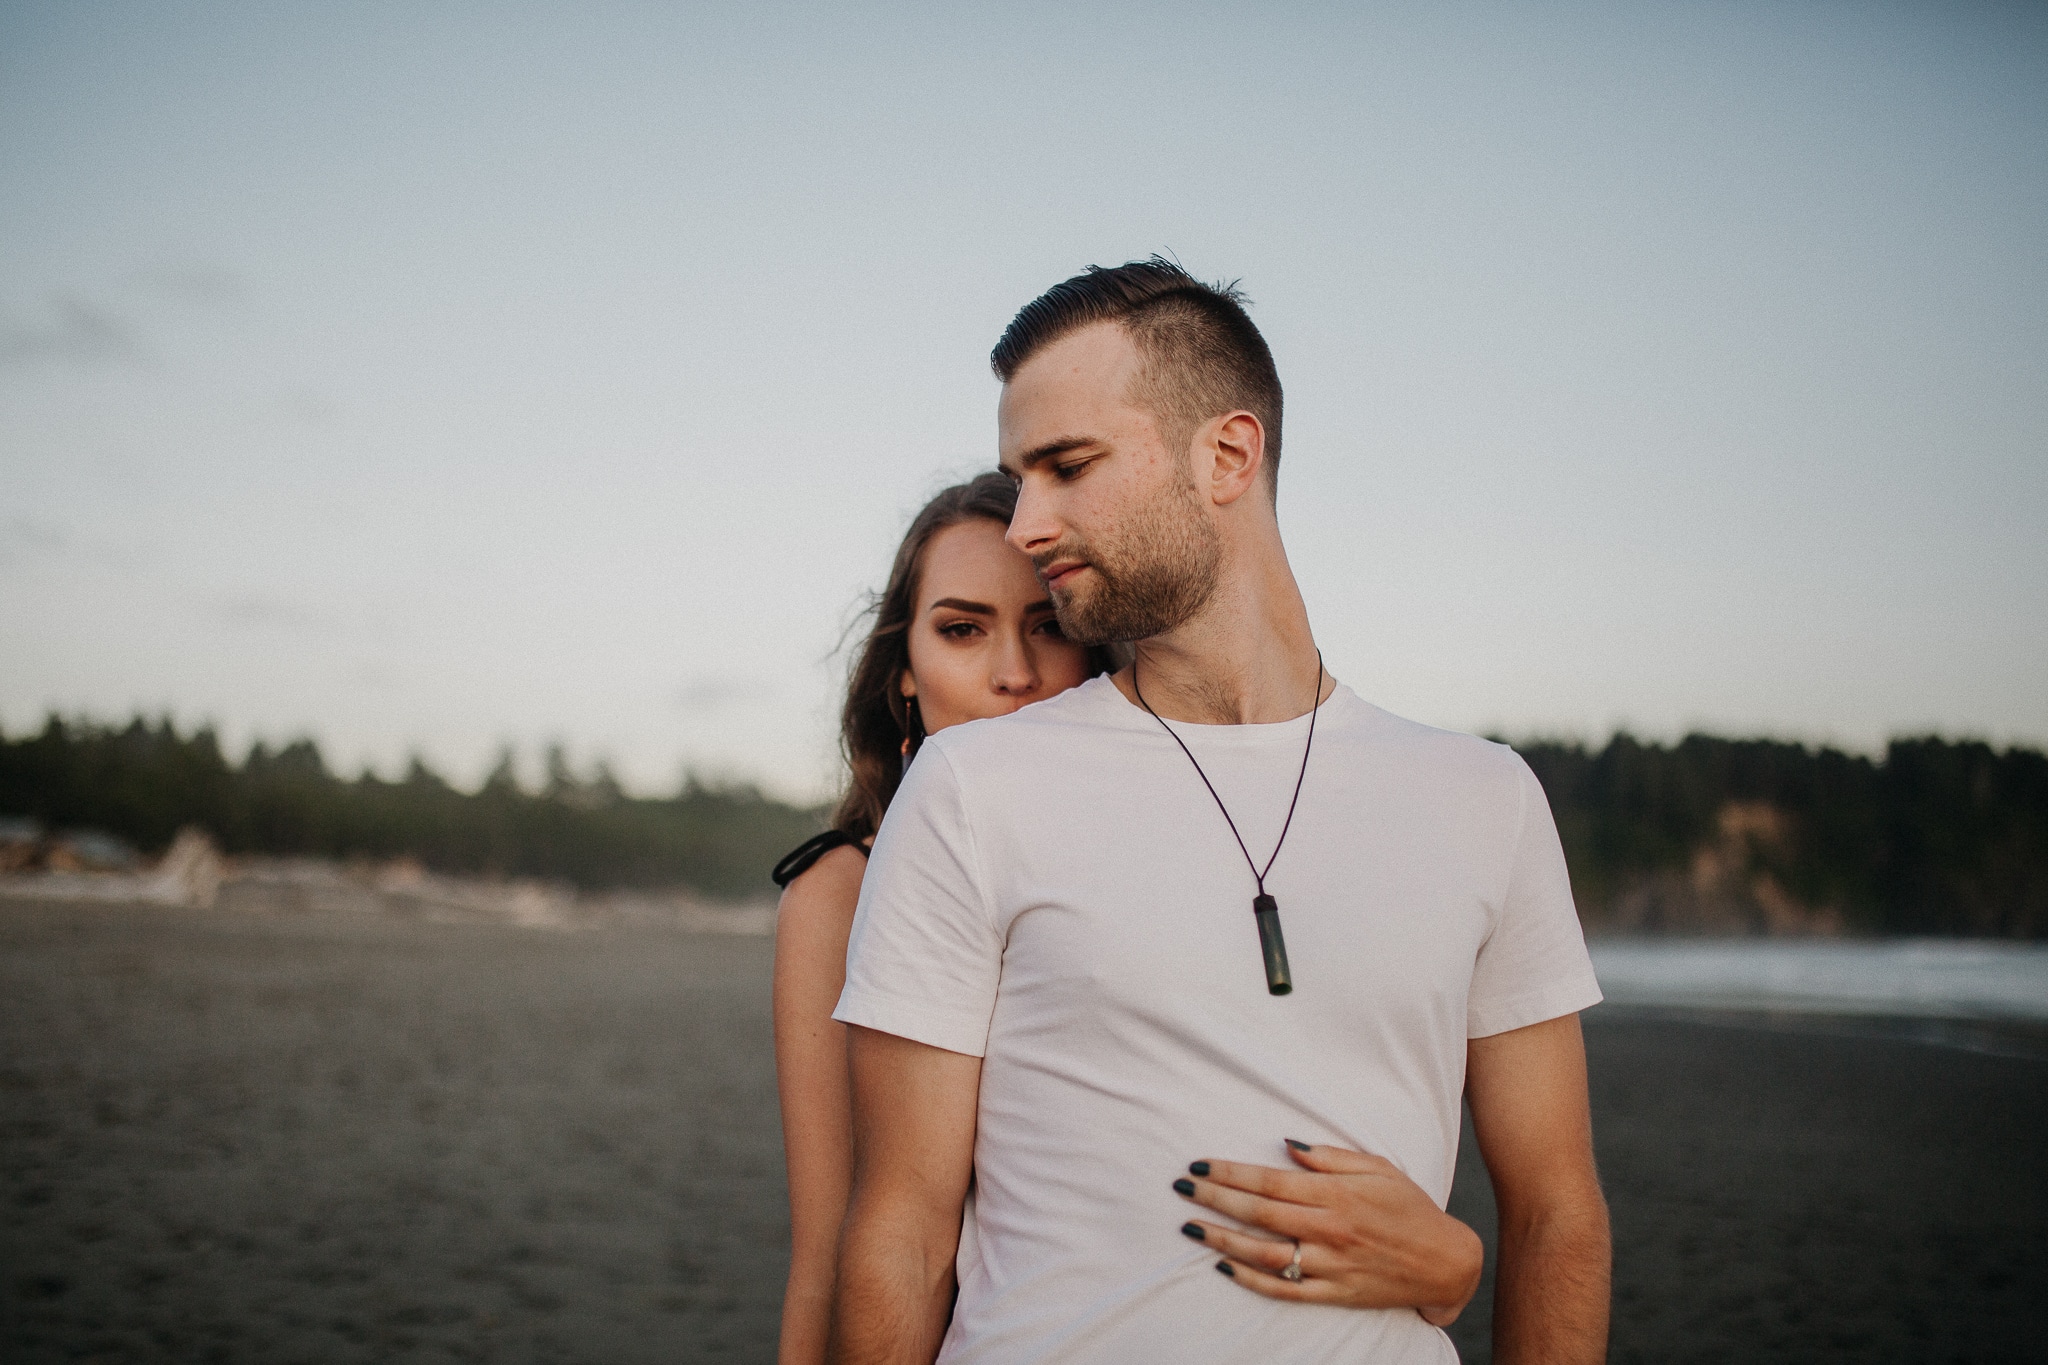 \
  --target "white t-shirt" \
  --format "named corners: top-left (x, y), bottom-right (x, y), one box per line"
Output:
top-left (835, 676), bottom-right (1601, 1364)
